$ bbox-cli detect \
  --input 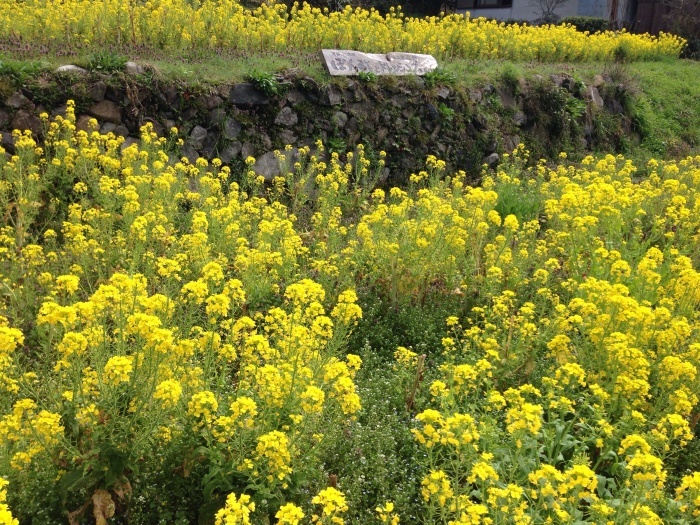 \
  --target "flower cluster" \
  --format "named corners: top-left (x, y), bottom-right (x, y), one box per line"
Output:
top-left (0, 0), bottom-right (685, 61)
top-left (0, 479), bottom-right (18, 525)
